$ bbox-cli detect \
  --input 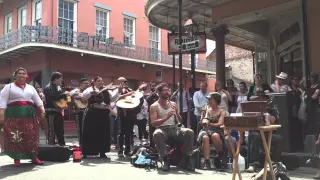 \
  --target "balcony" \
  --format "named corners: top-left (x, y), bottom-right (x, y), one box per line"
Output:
top-left (0, 26), bottom-right (215, 73)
